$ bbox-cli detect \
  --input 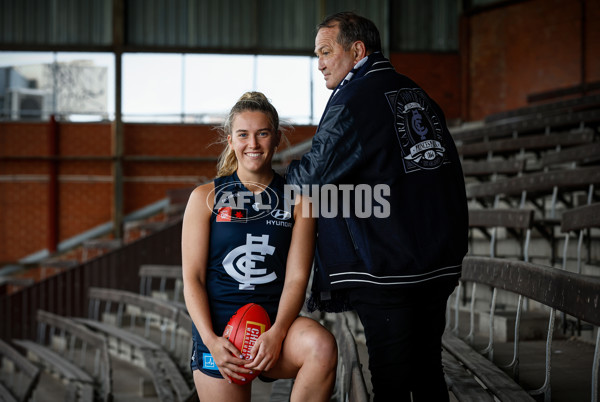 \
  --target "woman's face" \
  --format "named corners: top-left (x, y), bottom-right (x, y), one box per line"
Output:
top-left (228, 110), bottom-right (280, 177)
